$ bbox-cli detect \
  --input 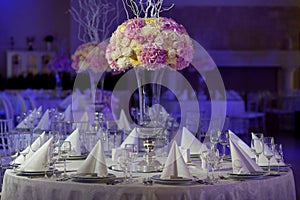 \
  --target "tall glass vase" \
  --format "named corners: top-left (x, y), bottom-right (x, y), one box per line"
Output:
top-left (134, 67), bottom-right (165, 172)
top-left (88, 70), bottom-right (101, 104)
top-left (134, 67), bottom-right (165, 126)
